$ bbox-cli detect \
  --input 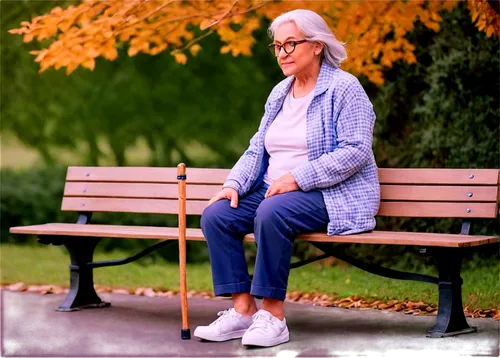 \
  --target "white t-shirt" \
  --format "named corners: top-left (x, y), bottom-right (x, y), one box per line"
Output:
top-left (263, 88), bottom-right (315, 185)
